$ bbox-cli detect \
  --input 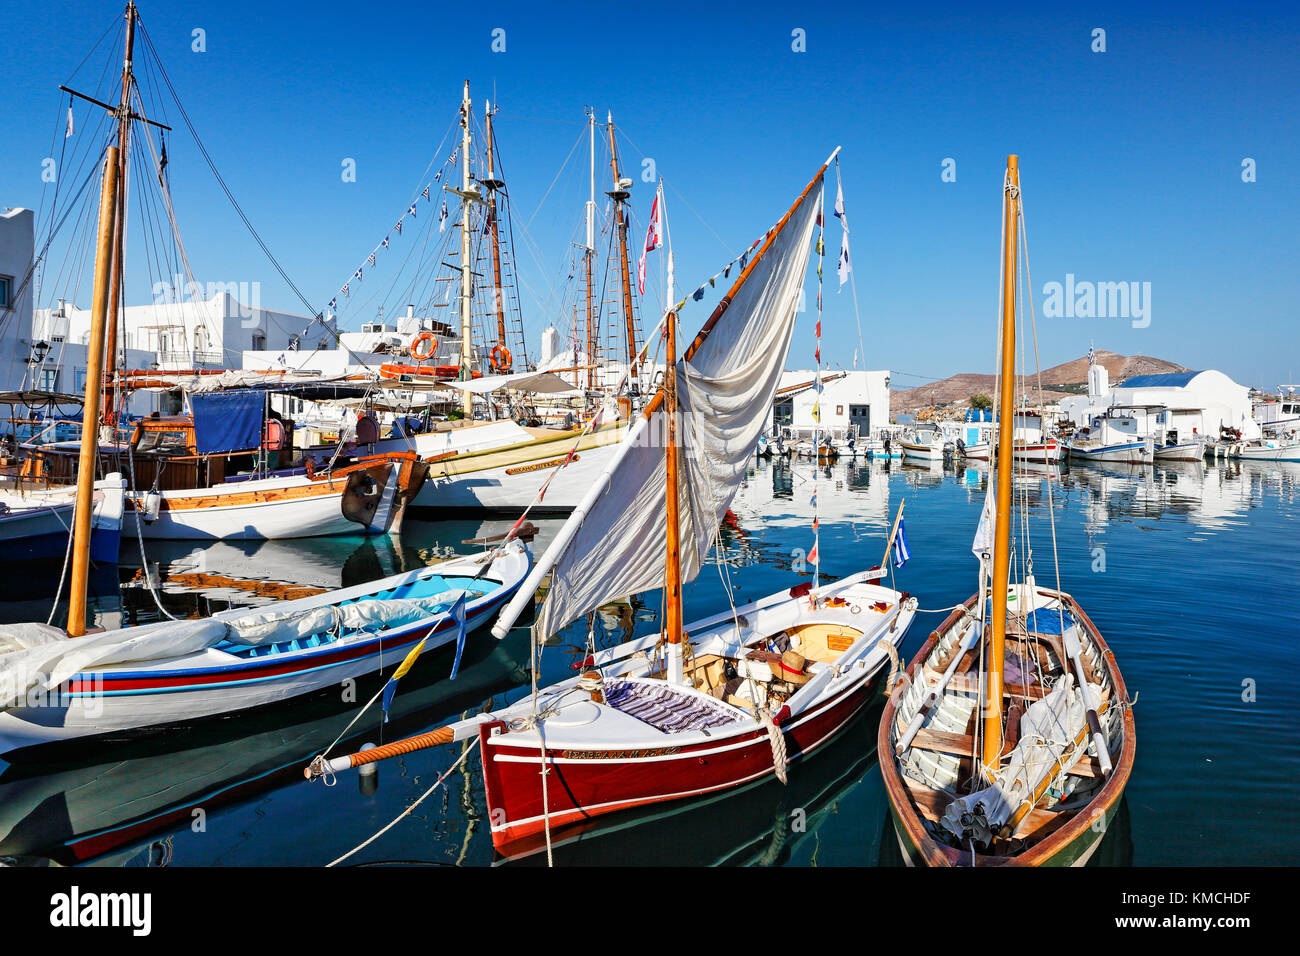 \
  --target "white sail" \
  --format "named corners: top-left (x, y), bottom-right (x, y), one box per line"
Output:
top-left (492, 157), bottom-right (832, 641)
